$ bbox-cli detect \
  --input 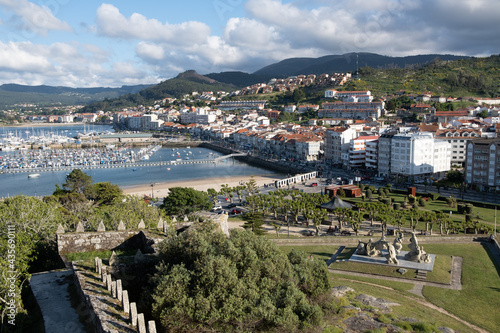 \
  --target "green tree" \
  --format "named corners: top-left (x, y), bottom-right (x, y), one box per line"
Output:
top-left (149, 222), bottom-right (329, 332)
top-left (161, 187), bottom-right (212, 216)
top-left (242, 212), bottom-right (265, 235)
top-left (0, 196), bottom-right (65, 324)
top-left (293, 89), bottom-right (306, 104)
top-left (63, 169), bottom-right (93, 193)
top-left (84, 181), bottom-right (123, 205)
